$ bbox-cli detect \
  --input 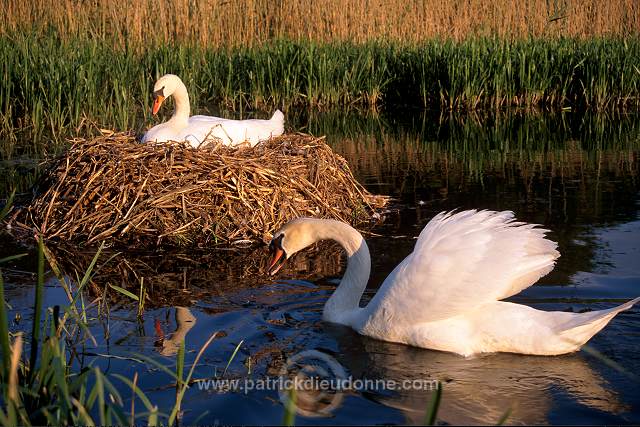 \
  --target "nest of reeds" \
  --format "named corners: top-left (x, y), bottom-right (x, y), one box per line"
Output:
top-left (10, 133), bottom-right (386, 246)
